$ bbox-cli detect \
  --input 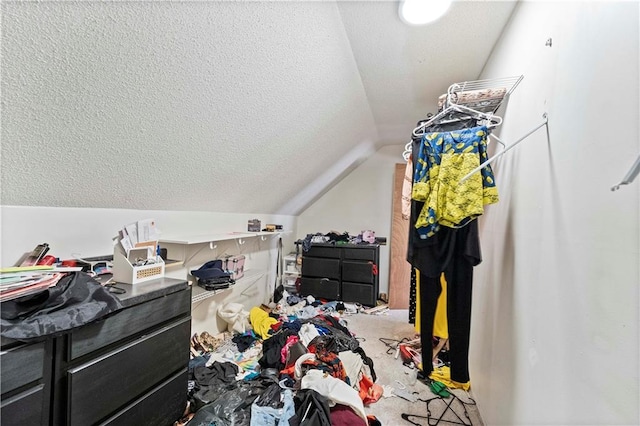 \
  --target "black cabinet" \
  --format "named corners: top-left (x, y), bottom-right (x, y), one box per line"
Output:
top-left (300, 244), bottom-right (379, 306)
top-left (0, 339), bottom-right (53, 425)
top-left (1, 277), bottom-right (191, 426)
